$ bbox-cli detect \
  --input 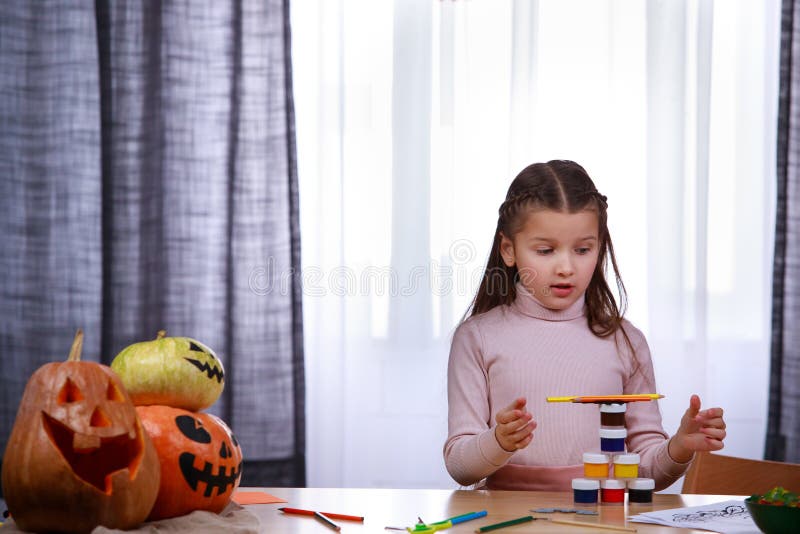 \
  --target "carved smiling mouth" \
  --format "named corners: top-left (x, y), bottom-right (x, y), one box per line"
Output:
top-left (179, 453), bottom-right (242, 497)
top-left (184, 358), bottom-right (224, 383)
top-left (41, 412), bottom-right (143, 493)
